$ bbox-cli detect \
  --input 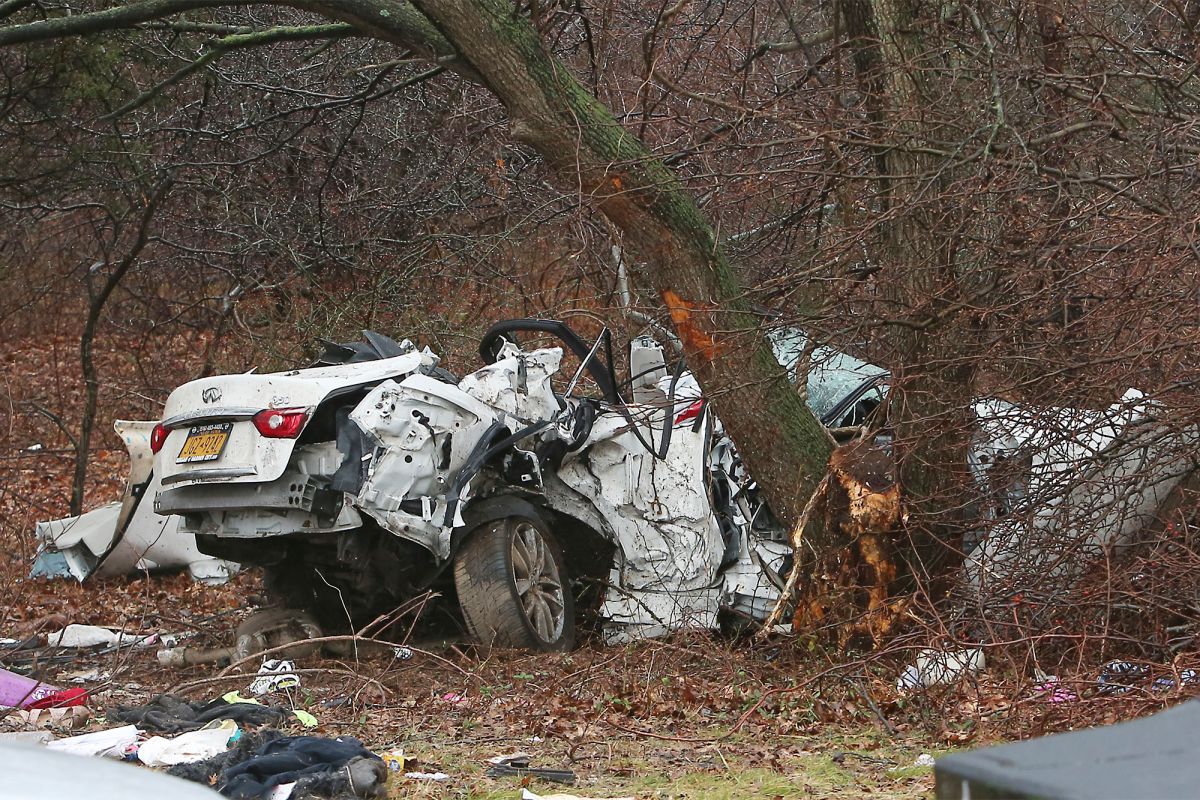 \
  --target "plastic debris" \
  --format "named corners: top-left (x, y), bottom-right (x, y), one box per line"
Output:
top-left (1153, 670), bottom-right (1199, 691)
top-left (137, 719), bottom-right (239, 766)
top-left (404, 771), bottom-right (450, 781)
top-left (393, 646), bottom-right (414, 660)
top-left (1033, 676), bottom-right (1078, 703)
top-left (0, 666), bottom-right (85, 710)
top-left (249, 659), bottom-right (301, 696)
top-left (896, 648), bottom-right (985, 691)
top-left (1097, 661), bottom-right (1150, 695)
top-left (486, 753), bottom-right (576, 784)
top-left (381, 749), bottom-right (408, 772)
top-left (45, 624), bottom-right (150, 649)
top-left (45, 724), bottom-right (141, 758)
top-left (914, 753), bottom-right (936, 767)
top-left (266, 783), bottom-right (296, 800)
